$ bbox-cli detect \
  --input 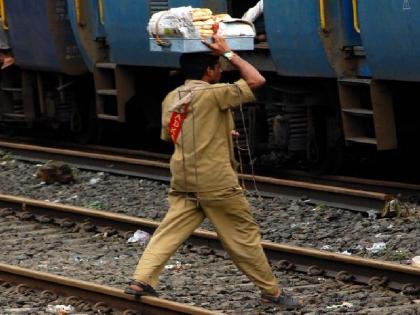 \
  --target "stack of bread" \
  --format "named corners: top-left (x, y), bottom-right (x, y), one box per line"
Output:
top-left (148, 6), bottom-right (244, 40)
top-left (192, 8), bottom-right (232, 38)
